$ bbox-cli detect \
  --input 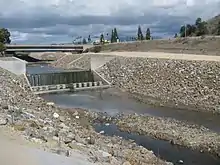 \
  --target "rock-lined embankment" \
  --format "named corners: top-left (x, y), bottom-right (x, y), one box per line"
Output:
top-left (97, 57), bottom-right (220, 113)
top-left (0, 67), bottom-right (170, 165)
top-left (116, 114), bottom-right (220, 157)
